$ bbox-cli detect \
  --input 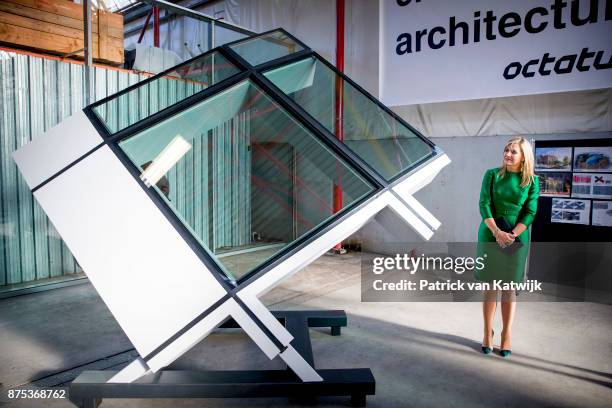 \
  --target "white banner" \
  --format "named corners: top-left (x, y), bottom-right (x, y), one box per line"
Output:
top-left (379, 0), bottom-right (612, 106)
